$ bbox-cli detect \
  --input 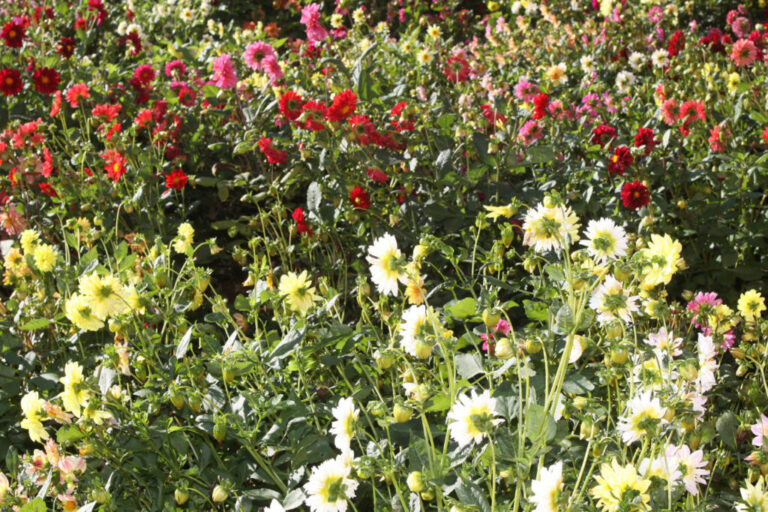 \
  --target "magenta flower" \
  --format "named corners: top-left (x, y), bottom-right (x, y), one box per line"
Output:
top-left (211, 54), bottom-right (238, 90)
top-left (300, 3), bottom-right (329, 43)
top-left (243, 41), bottom-right (276, 71)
